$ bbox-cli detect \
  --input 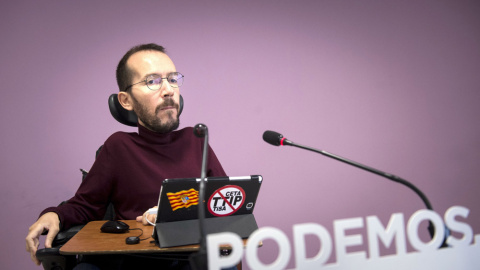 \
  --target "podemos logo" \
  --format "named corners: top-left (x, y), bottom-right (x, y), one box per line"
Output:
top-left (208, 185), bottom-right (245, 217)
